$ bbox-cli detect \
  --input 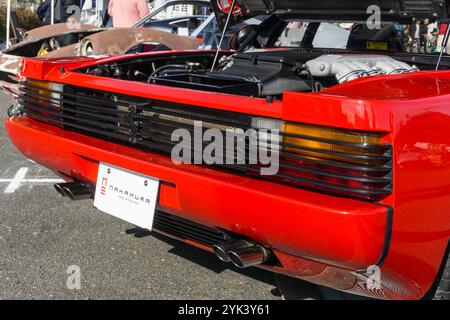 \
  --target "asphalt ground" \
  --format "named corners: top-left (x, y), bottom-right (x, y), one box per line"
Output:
top-left (0, 90), bottom-right (334, 300)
